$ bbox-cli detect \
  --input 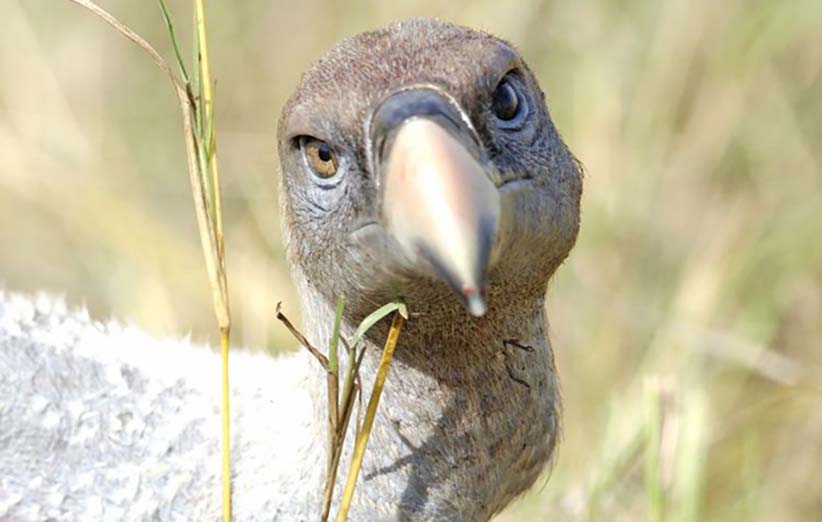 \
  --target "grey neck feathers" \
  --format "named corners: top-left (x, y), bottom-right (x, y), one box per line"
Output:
top-left (295, 270), bottom-right (560, 521)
